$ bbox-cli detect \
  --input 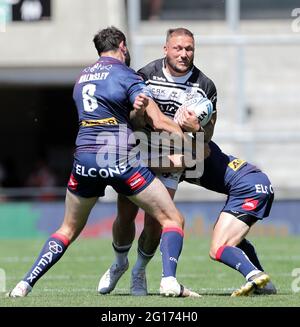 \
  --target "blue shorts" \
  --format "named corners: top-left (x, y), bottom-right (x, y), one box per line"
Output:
top-left (223, 171), bottom-right (274, 221)
top-left (67, 152), bottom-right (155, 198)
